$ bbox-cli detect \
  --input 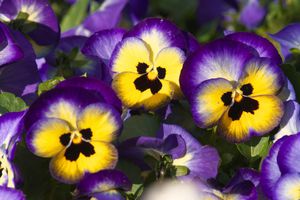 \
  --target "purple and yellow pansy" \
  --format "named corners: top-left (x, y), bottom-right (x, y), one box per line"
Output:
top-left (24, 78), bottom-right (122, 183)
top-left (110, 18), bottom-right (187, 110)
top-left (180, 33), bottom-right (286, 142)
top-left (261, 133), bottom-right (300, 200)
